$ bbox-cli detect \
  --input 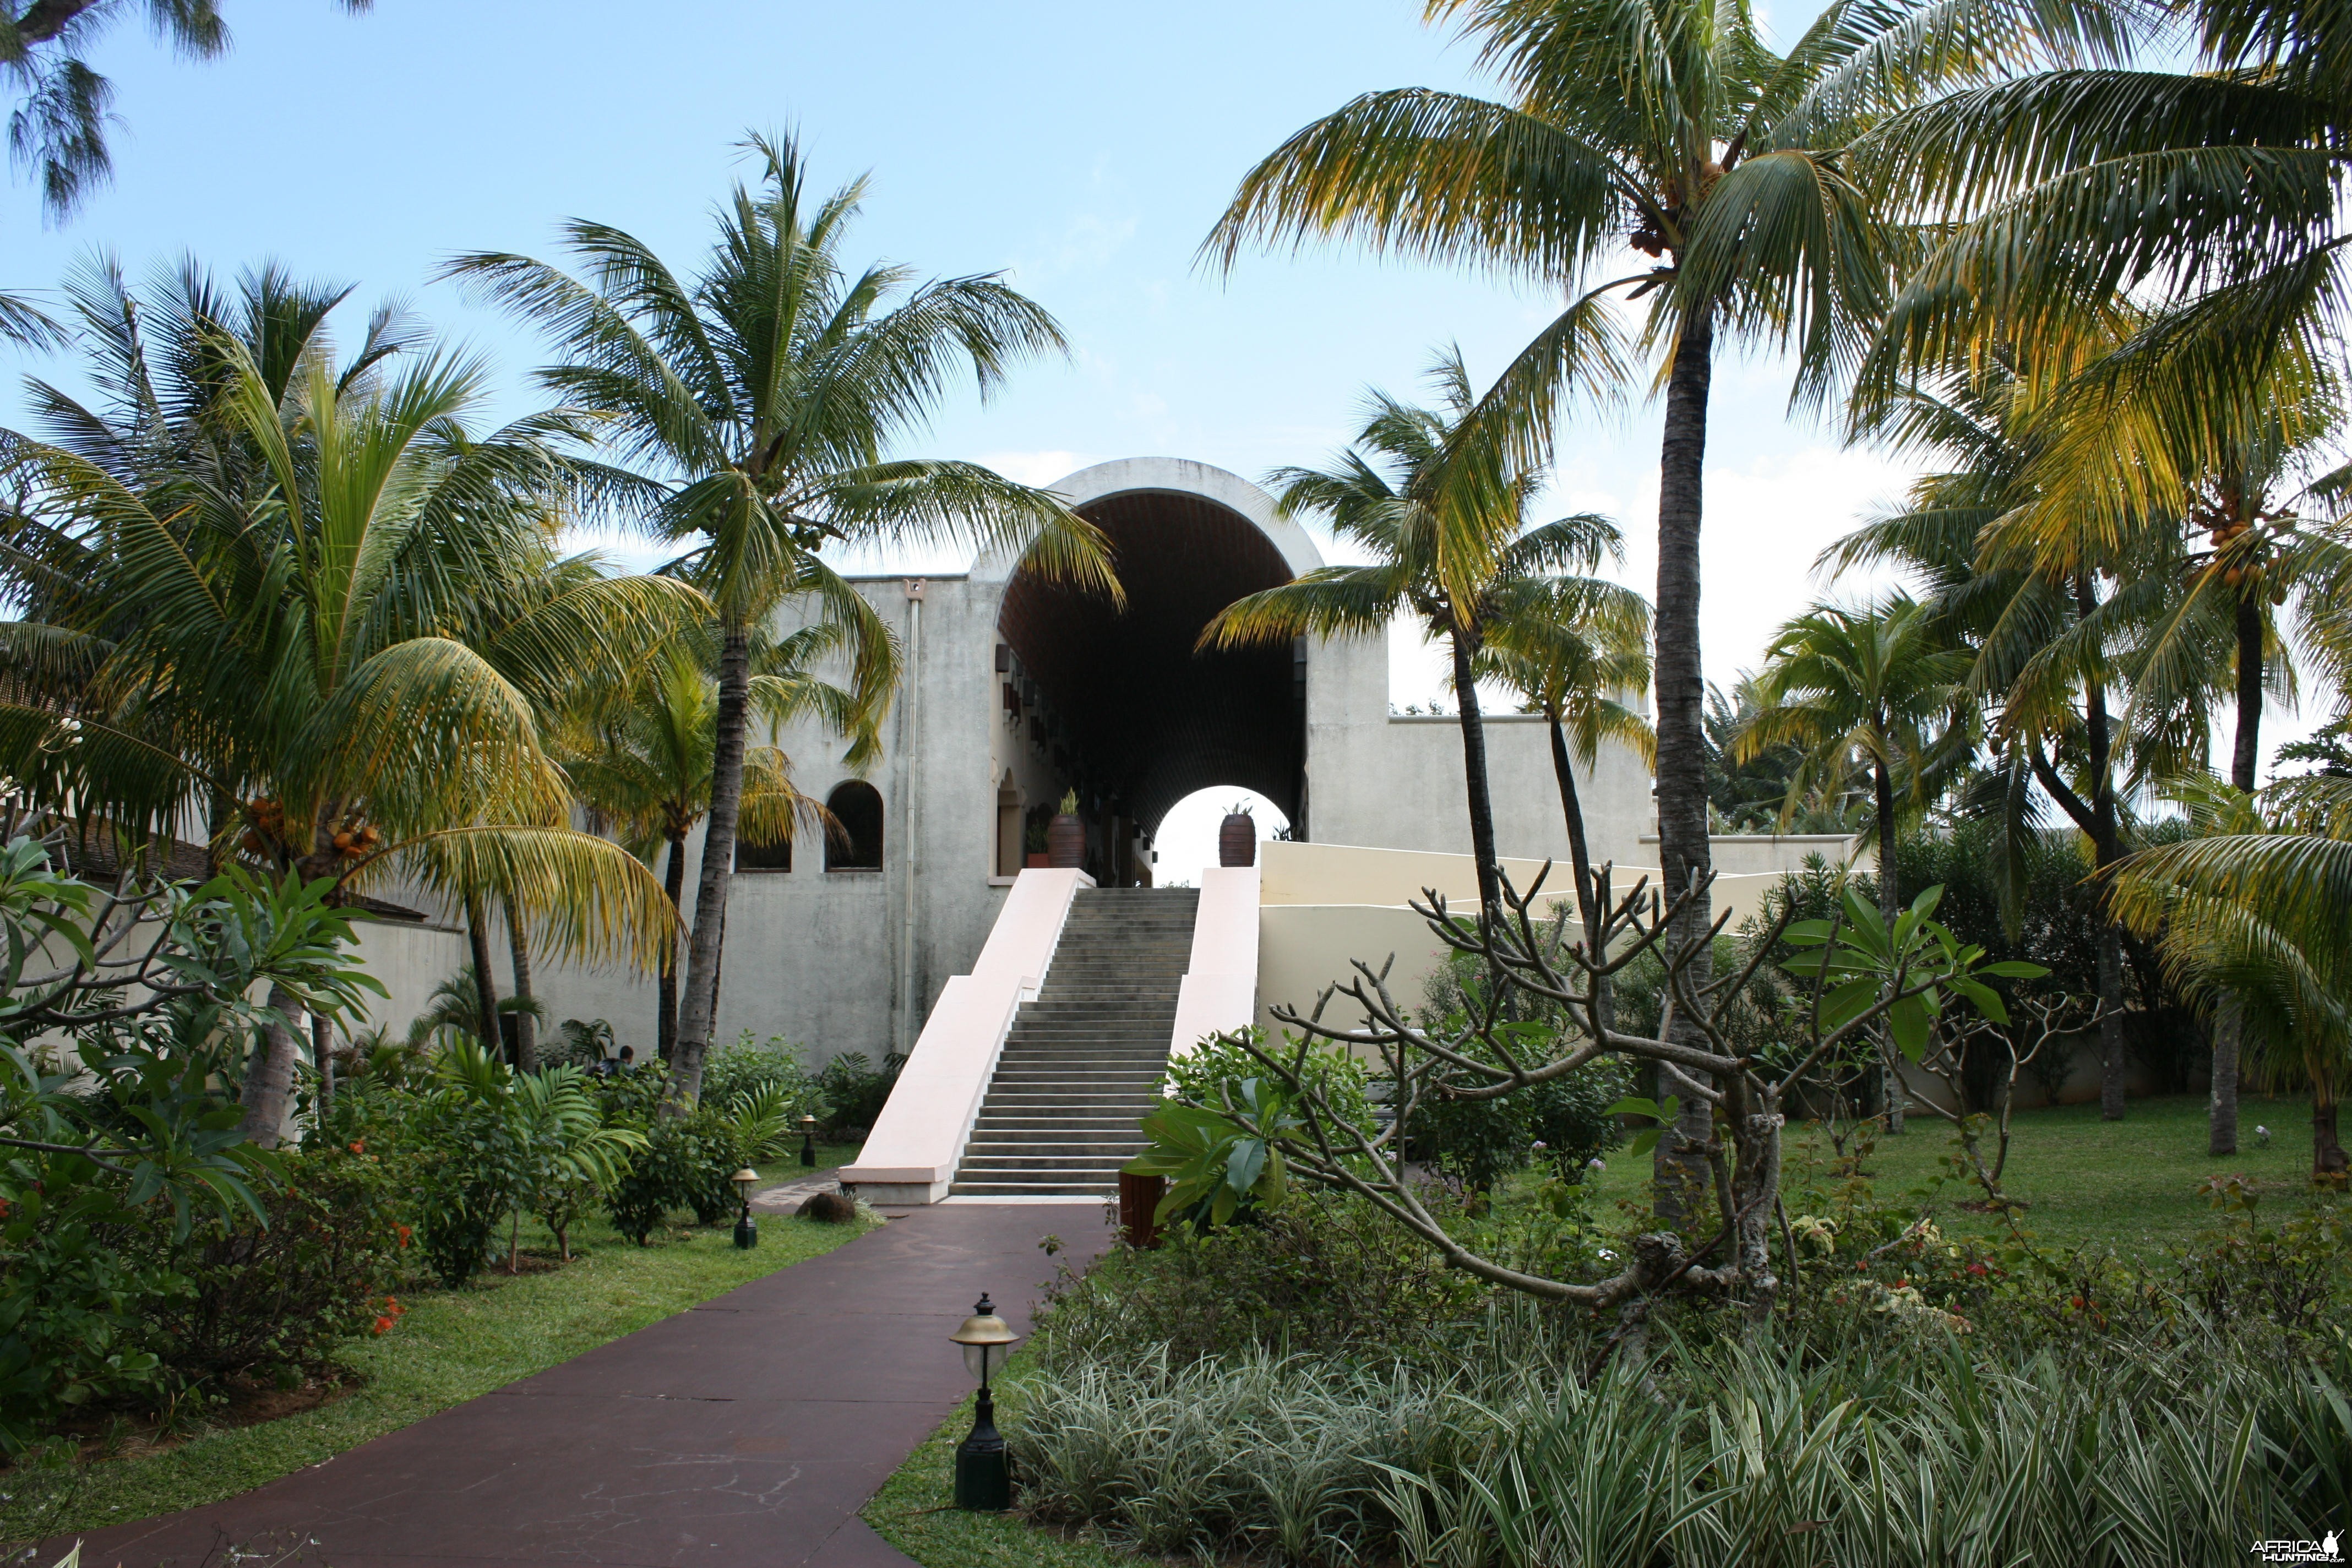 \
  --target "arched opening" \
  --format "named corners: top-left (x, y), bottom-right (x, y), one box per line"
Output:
top-left (1153, 787), bottom-right (1291, 885)
top-left (995, 488), bottom-right (1306, 868)
top-left (825, 781), bottom-right (884, 871)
